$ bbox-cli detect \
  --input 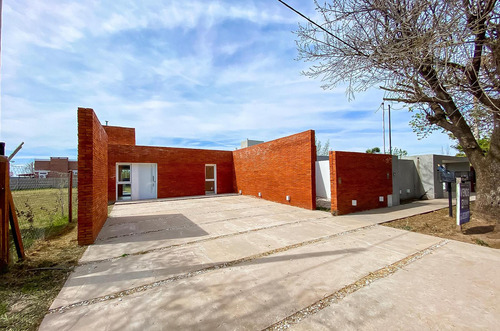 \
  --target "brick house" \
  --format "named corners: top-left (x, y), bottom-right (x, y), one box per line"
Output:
top-left (34, 157), bottom-right (78, 178)
top-left (78, 108), bottom-right (394, 244)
